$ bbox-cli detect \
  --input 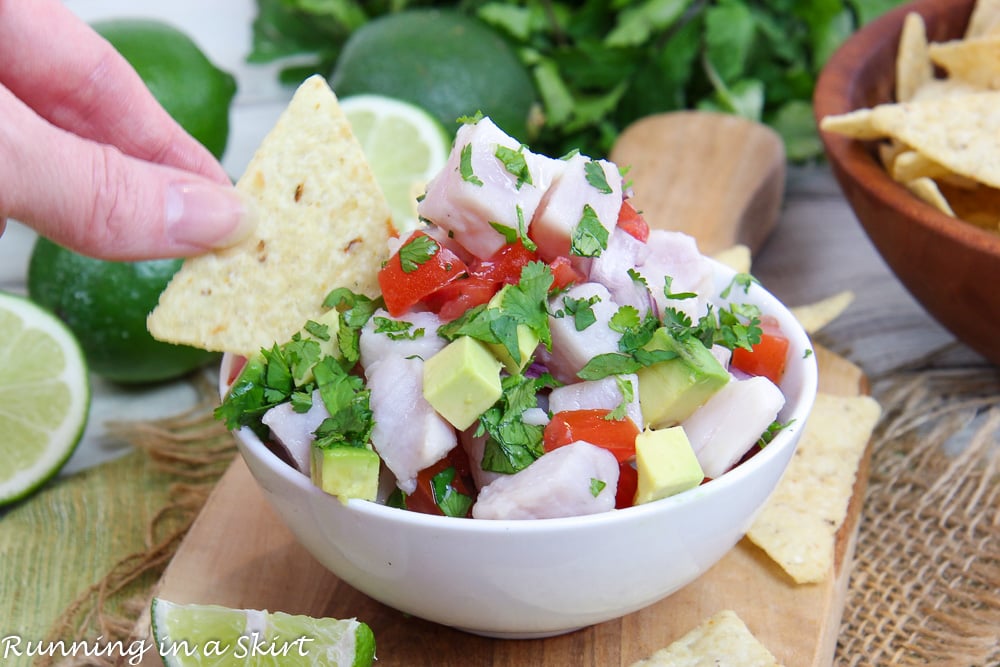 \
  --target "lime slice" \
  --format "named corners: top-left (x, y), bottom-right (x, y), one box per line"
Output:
top-left (150, 598), bottom-right (376, 667)
top-left (339, 94), bottom-right (451, 234)
top-left (0, 291), bottom-right (89, 506)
